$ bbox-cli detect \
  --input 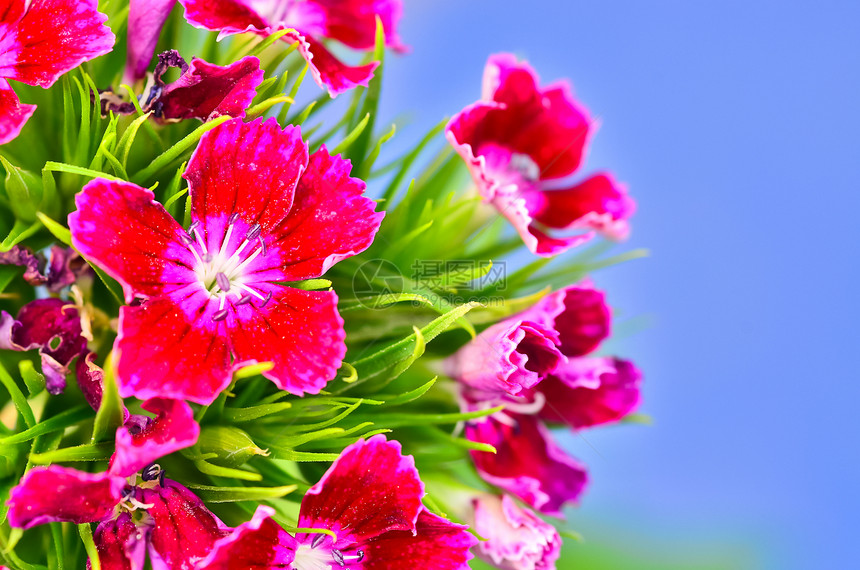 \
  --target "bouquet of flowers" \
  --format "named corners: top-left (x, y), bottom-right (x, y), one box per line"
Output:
top-left (0, 1), bottom-right (644, 568)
